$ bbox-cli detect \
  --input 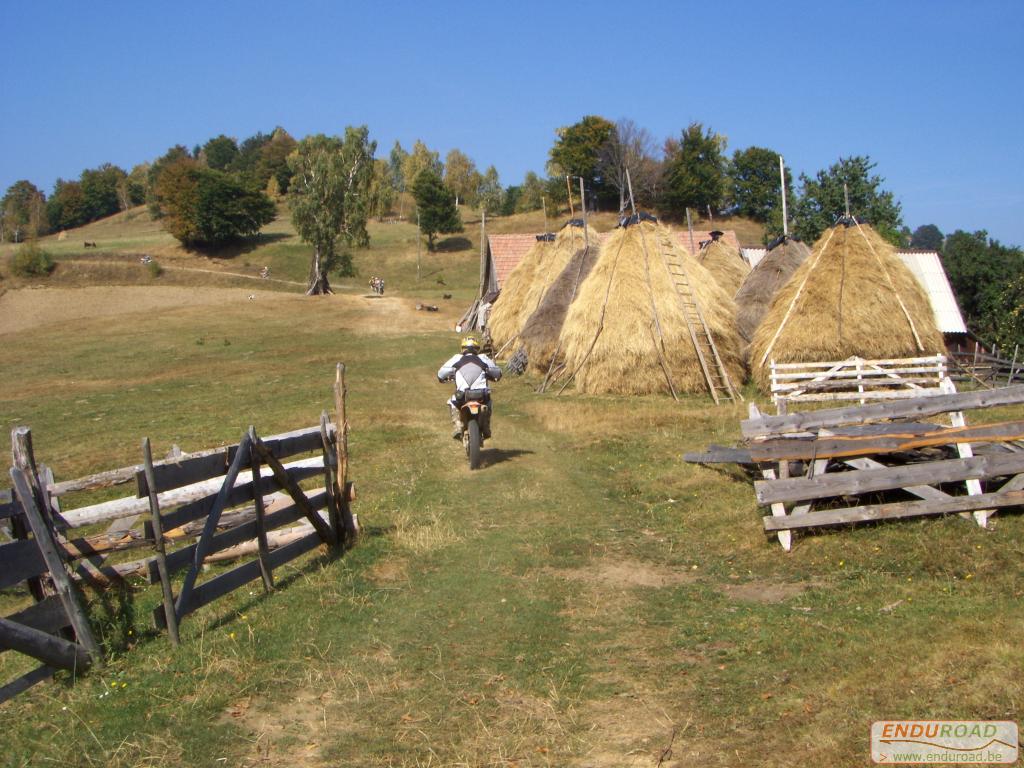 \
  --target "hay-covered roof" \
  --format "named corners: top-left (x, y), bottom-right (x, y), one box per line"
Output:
top-left (748, 223), bottom-right (946, 389)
